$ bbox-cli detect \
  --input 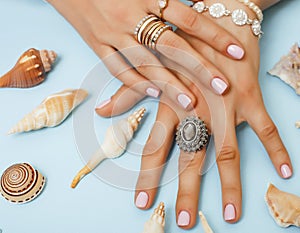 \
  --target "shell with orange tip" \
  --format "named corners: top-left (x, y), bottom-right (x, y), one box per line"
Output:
top-left (0, 48), bottom-right (57, 88)
top-left (8, 89), bottom-right (88, 134)
top-left (142, 202), bottom-right (165, 233)
top-left (71, 107), bottom-right (146, 188)
top-left (265, 183), bottom-right (300, 227)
